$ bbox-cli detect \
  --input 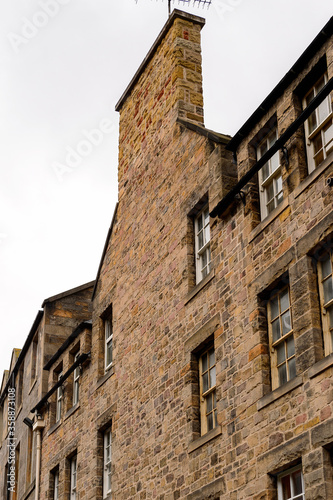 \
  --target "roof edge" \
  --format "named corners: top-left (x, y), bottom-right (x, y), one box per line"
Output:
top-left (42, 280), bottom-right (95, 307)
top-left (115, 9), bottom-right (206, 112)
top-left (177, 118), bottom-right (231, 144)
